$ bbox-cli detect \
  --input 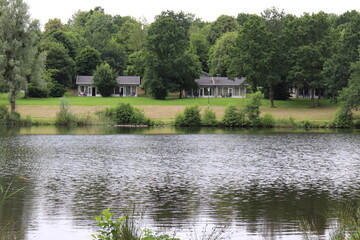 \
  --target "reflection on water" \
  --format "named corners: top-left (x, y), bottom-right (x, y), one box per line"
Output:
top-left (0, 129), bottom-right (360, 240)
